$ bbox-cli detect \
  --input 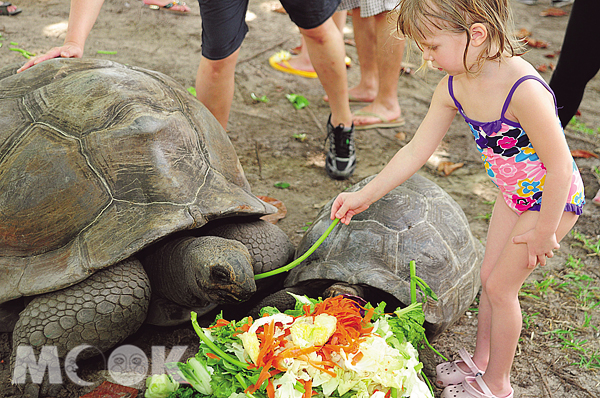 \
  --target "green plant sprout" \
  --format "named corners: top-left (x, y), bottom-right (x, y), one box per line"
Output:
top-left (475, 212), bottom-right (492, 221)
top-left (521, 311), bottom-right (540, 330)
top-left (567, 117), bottom-right (600, 135)
top-left (250, 93), bottom-right (269, 103)
top-left (565, 255), bottom-right (584, 269)
top-left (273, 181), bottom-right (290, 189)
top-left (570, 230), bottom-right (600, 255)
